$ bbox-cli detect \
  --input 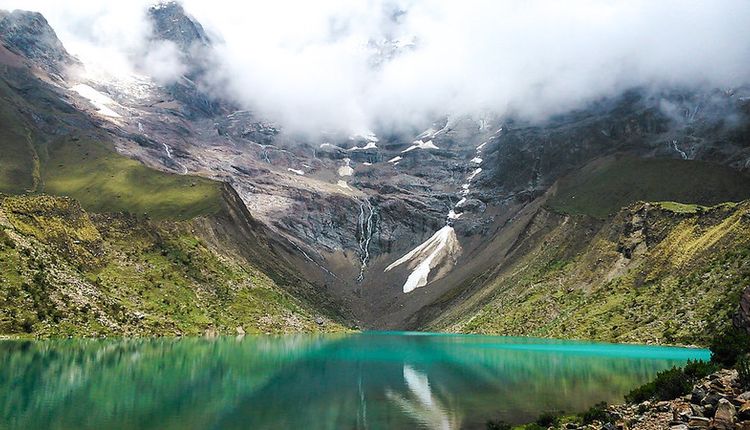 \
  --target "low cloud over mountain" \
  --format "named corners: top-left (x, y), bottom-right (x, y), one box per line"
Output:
top-left (3, 0), bottom-right (750, 134)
